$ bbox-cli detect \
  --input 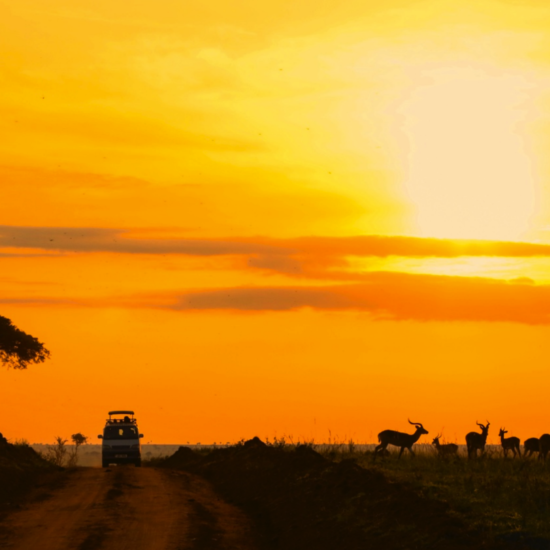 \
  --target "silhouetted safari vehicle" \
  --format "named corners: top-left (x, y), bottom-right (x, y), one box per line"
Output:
top-left (98, 410), bottom-right (143, 467)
